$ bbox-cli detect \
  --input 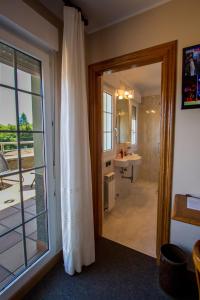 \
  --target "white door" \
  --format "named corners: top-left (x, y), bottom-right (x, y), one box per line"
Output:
top-left (0, 29), bottom-right (57, 295)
